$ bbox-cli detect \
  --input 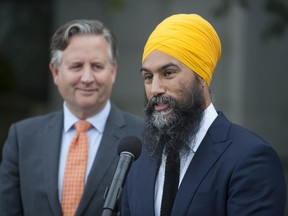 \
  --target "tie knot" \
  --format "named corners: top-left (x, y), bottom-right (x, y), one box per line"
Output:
top-left (74, 120), bottom-right (91, 133)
